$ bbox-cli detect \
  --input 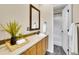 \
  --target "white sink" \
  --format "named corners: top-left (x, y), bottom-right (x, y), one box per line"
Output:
top-left (38, 33), bottom-right (46, 36)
